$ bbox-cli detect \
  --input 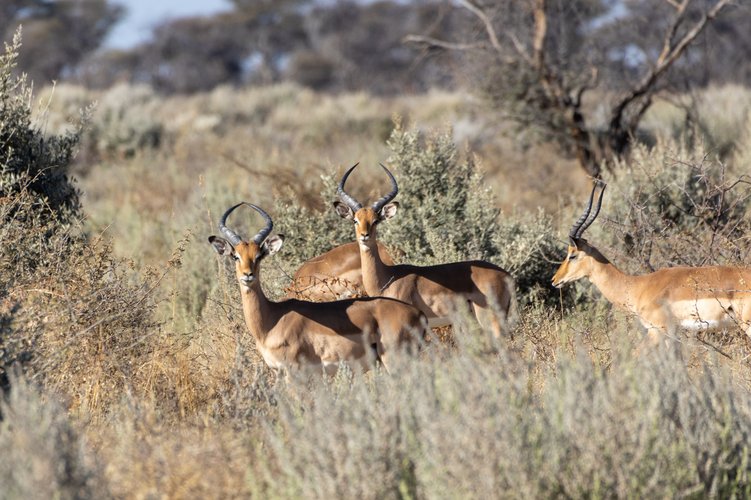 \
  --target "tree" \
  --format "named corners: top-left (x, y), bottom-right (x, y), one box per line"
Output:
top-left (2, 0), bottom-right (123, 84)
top-left (84, 0), bottom-right (310, 92)
top-left (135, 14), bottom-right (249, 93)
top-left (229, 0), bottom-right (310, 84)
top-left (291, 0), bottom-right (456, 94)
top-left (407, 0), bottom-right (735, 176)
